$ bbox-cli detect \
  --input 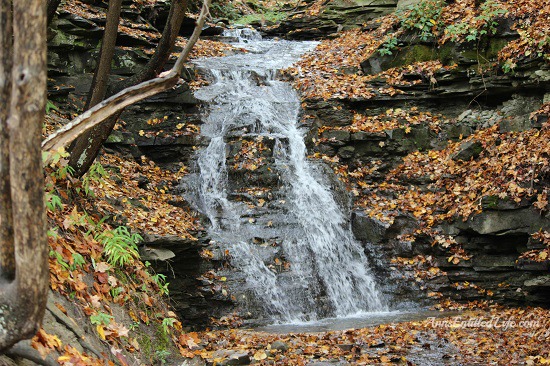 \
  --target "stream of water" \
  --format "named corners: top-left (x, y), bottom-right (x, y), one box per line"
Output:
top-left (188, 30), bottom-right (388, 323)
